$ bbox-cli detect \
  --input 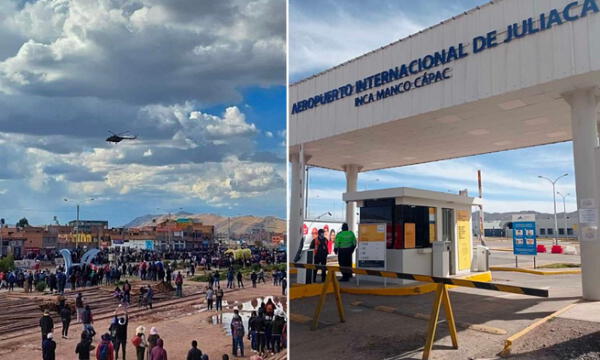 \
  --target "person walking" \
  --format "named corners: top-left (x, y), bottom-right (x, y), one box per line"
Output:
top-left (132, 326), bottom-right (148, 360)
top-left (250, 271), bottom-right (257, 288)
top-left (175, 272), bottom-right (183, 298)
top-left (206, 287), bottom-right (214, 310)
top-left (216, 286), bottom-right (224, 311)
top-left (334, 223), bottom-right (357, 282)
top-left (226, 269), bottom-right (234, 289)
top-left (42, 333), bottom-right (56, 360)
top-left (60, 304), bottom-right (72, 339)
top-left (82, 305), bottom-right (96, 339)
top-left (39, 309), bottom-right (54, 343)
top-left (309, 229), bottom-right (329, 283)
top-left (149, 338), bottom-right (167, 360)
top-left (186, 340), bottom-right (203, 360)
top-left (230, 310), bottom-right (245, 357)
top-left (75, 330), bottom-right (95, 360)
top-left (76, 292), bottom-right (85, 323)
